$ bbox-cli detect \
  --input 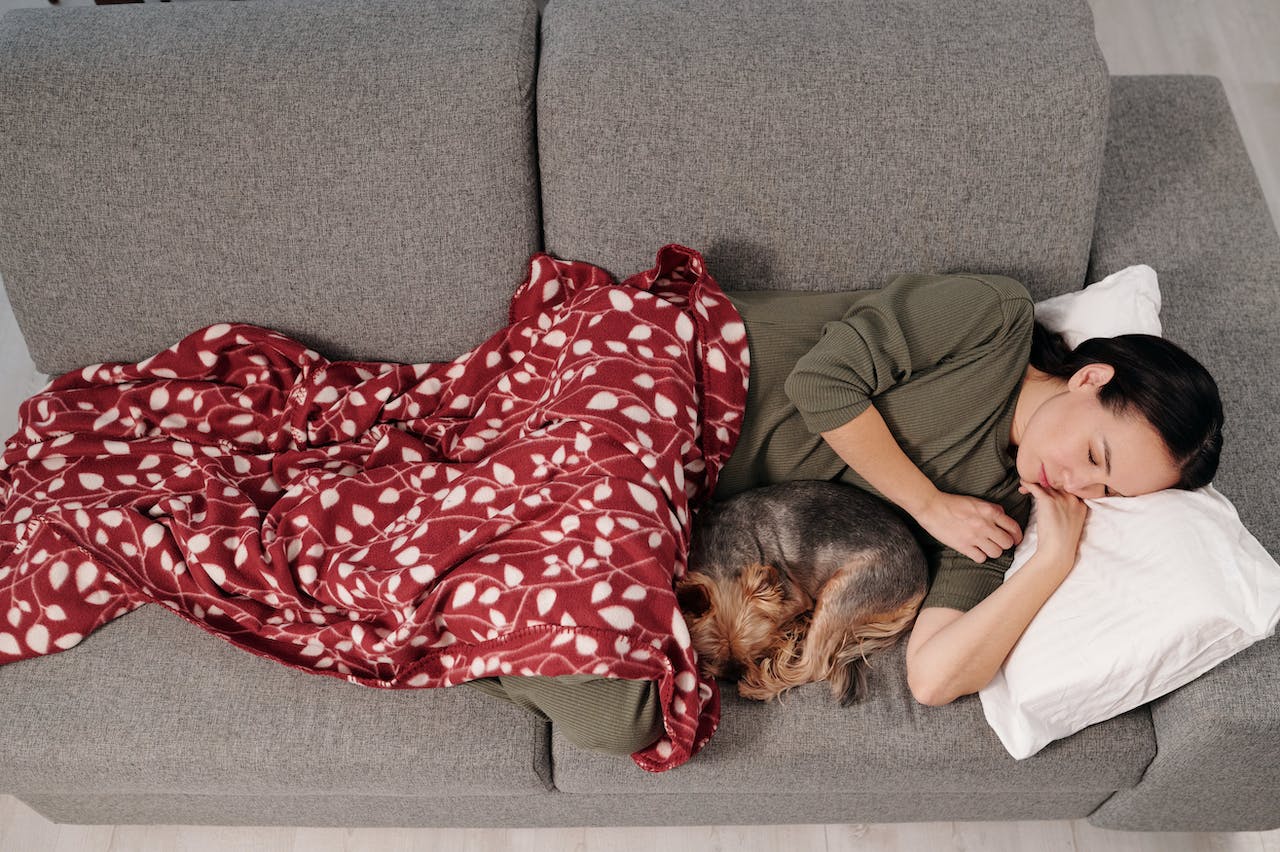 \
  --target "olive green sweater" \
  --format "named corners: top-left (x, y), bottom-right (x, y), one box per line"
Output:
top-left (717, 274), bottom-right (1035, 612)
